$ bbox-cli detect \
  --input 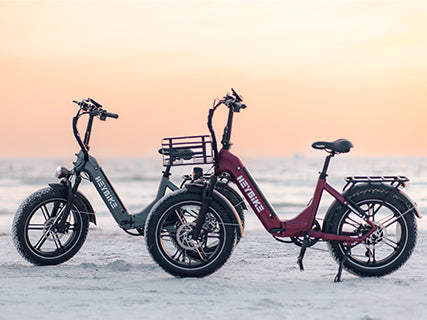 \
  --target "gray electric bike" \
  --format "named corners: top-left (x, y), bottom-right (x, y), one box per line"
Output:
top-left (12, 98), bottom-right (245, 266)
